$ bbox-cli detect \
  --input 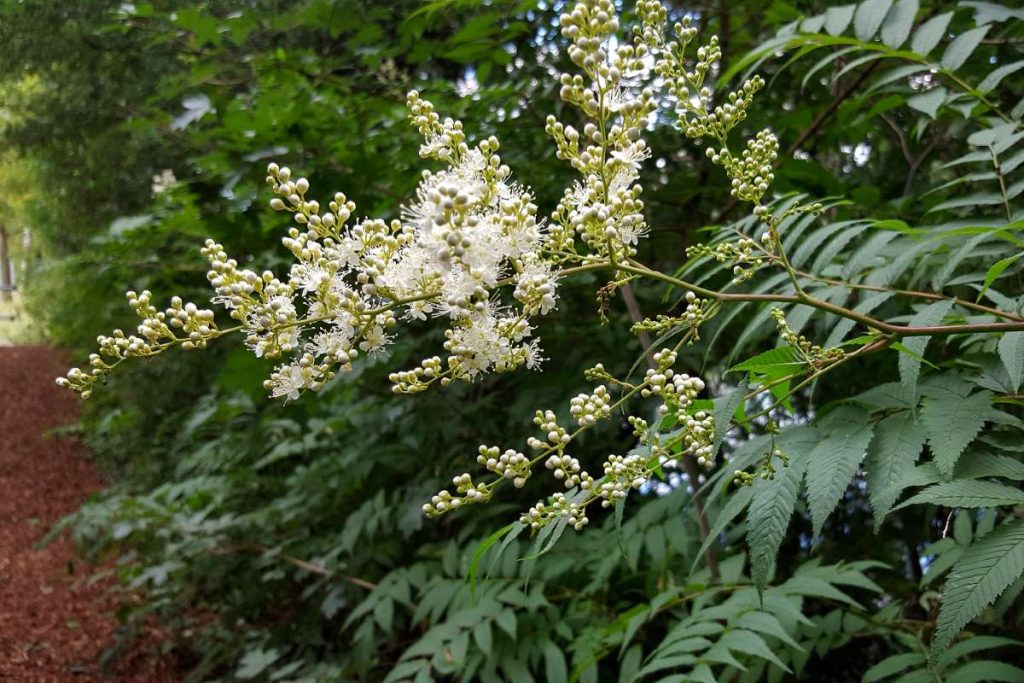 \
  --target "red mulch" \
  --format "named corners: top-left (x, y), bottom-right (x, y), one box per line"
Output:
top-left (0, 346), bottom-right (180, 682)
